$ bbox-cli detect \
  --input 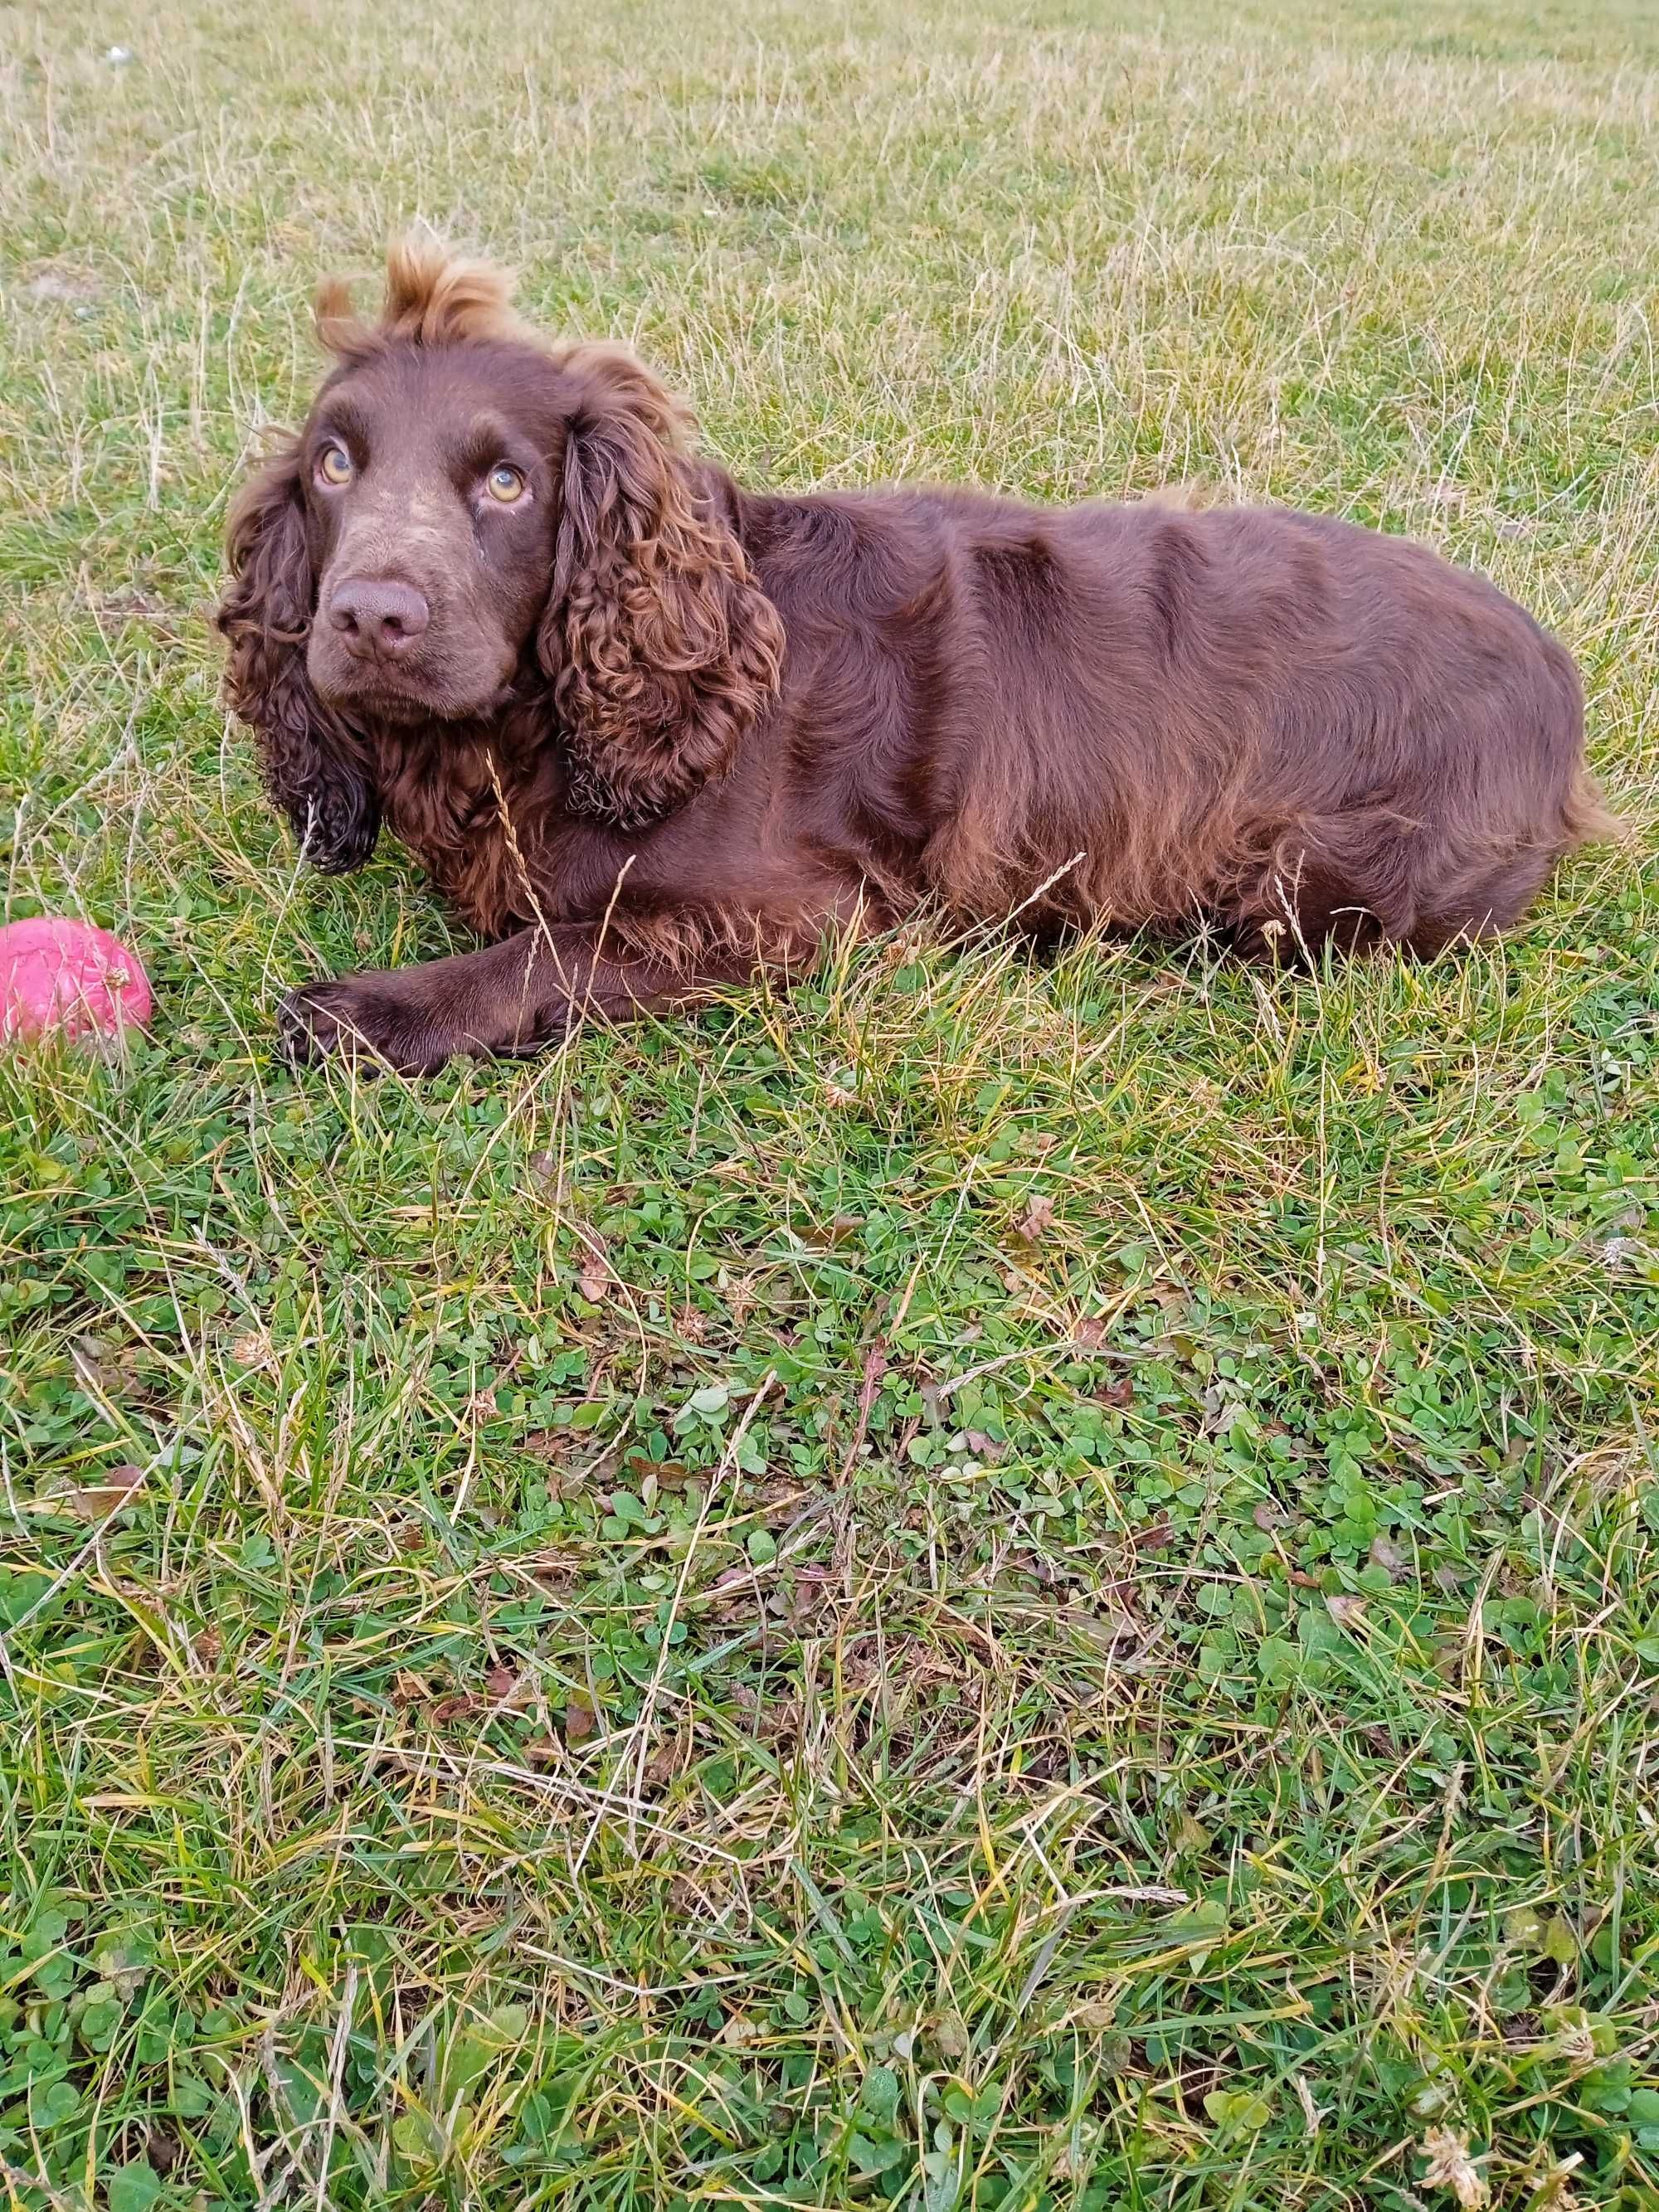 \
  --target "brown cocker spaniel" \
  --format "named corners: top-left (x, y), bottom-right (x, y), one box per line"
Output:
top-left (216, 237), bottom-right (1608, 1074)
